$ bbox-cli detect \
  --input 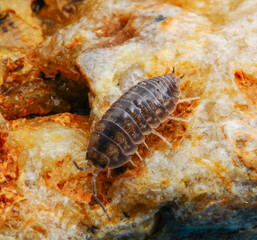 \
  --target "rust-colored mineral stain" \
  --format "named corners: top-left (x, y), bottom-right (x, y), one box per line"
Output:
top-left (100, 99), bottom-right (111, 109)
top-left (185, 191), bottom-right (231, 215)
top-left (65, 36), bottom-right (82, 50)
top-left (32, 225), bottom-right (47, 237)
top-left (0, 78), bottom-right (68, 120)
top-left (222, 124), bottom-right (257, 173)
top-left (42, 170), bottom-right (92, 204)
top-left (87, 165), bottom-right (146, 220)
top-left (192, 154), bottom-right (232, 188)
top-left (3, 54), bottom-right (40, 85)
top-left (22, 218), bottom-right (36, 231)
top-left (134, 2), bottom-right (163, 11)
top-left (150, 99), bottom-right (198, 151)
top-left (0, 189), bottom-right (23, 214)
top-left (0, 130), bottom-right (19, 195)
top-left (5, 58), bottom-right (25, 74)
top-left (58, 180), bottom-right (92, 204)
top-left (235, 150), bottom-right (257, 173)
top-left (235, 71), bottom-right (257, 106)
top-left (161, 180), bottom-right (170, 185)
top-left (160, 16), bottom-right (176, 32)
top-left (0, 194), bottom-right (13, 210)
top-left (9, 113), bottom-right (90, 135)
